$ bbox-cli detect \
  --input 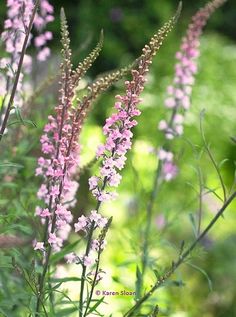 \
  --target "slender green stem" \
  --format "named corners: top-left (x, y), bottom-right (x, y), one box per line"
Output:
top-left (79, 221), bottom-right (96, 317)
top-left (0, 0), bottom-right (40, 141)
top-left (139, 111), bottom-right (178, 296)
top-left (35, 247), bottom-right (52, 315)
top-left (197, 166), bottom-right (203, 236)
top-left (0, 53), bottom-right (15, 126)
top-left (124, 191), bottom-right (236, 317)
top-left (139, 95), bottom-right (182, 296)
top-left (83, 245), bottom-right (102, 317)
top-left (200, 114), bottom-right (227, 203)
top-left (48, 267), bottom-right (55, 315)
top-left (140, 162), bottom-right (162, 289)
top-left (79, 197), bottom-right (104, 317)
